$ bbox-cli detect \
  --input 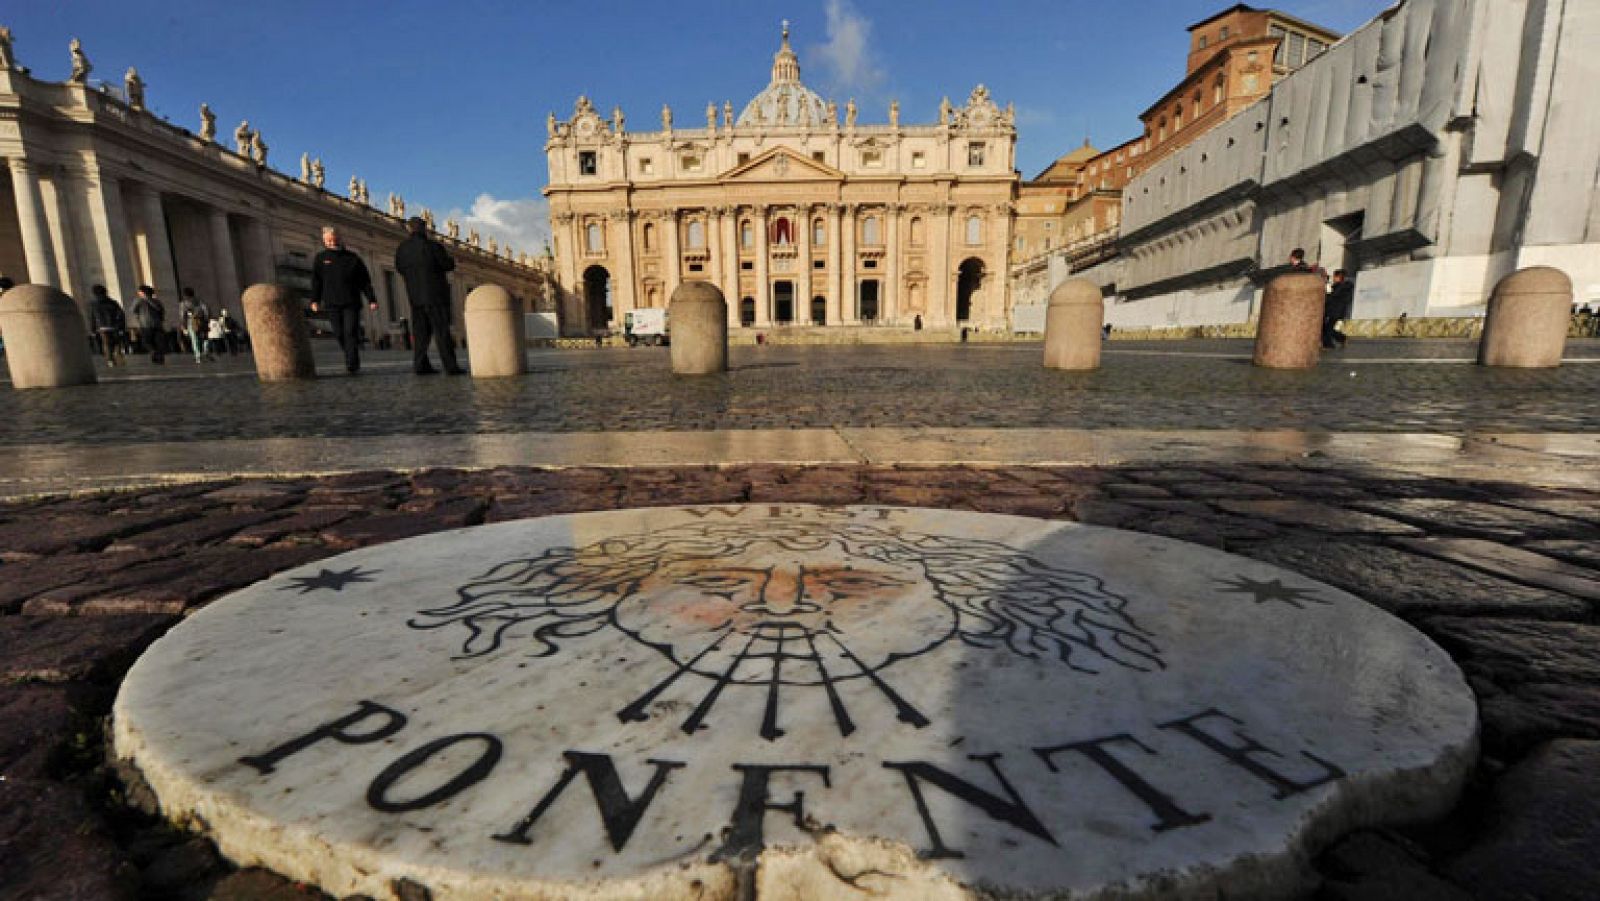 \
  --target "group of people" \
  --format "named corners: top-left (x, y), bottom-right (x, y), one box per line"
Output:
top-left (88, 284), bottom-right (242, 367)
top-left (310, 219), bottom-right (461, 375)
top-left (1287, 247), bottom-right (1356, 350)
